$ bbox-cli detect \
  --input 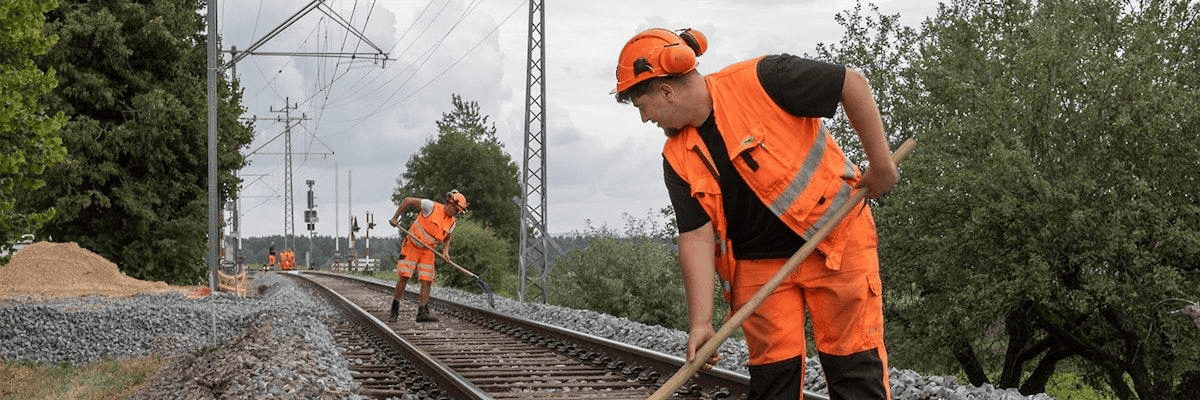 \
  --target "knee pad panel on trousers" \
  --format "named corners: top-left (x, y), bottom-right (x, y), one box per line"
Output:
top-left (746, 355), bottom-right (805, 400)
top-left (819, 348), bottom-right (889, 400)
